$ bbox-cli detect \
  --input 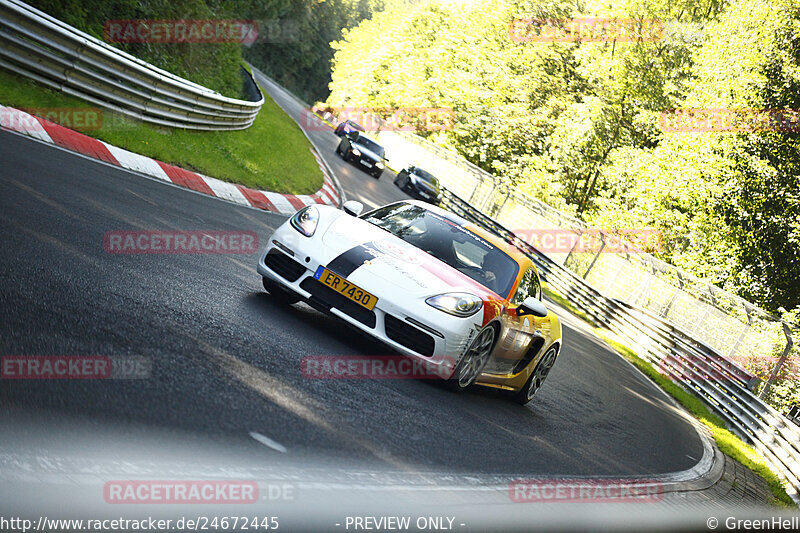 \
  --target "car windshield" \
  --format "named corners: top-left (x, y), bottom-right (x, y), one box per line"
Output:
top-left (364, 203), bottom-right (519, 297)
top-left (354, 135), bottom-right (385, 157)
top-left (412, 168), bottom-right (438, 185)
